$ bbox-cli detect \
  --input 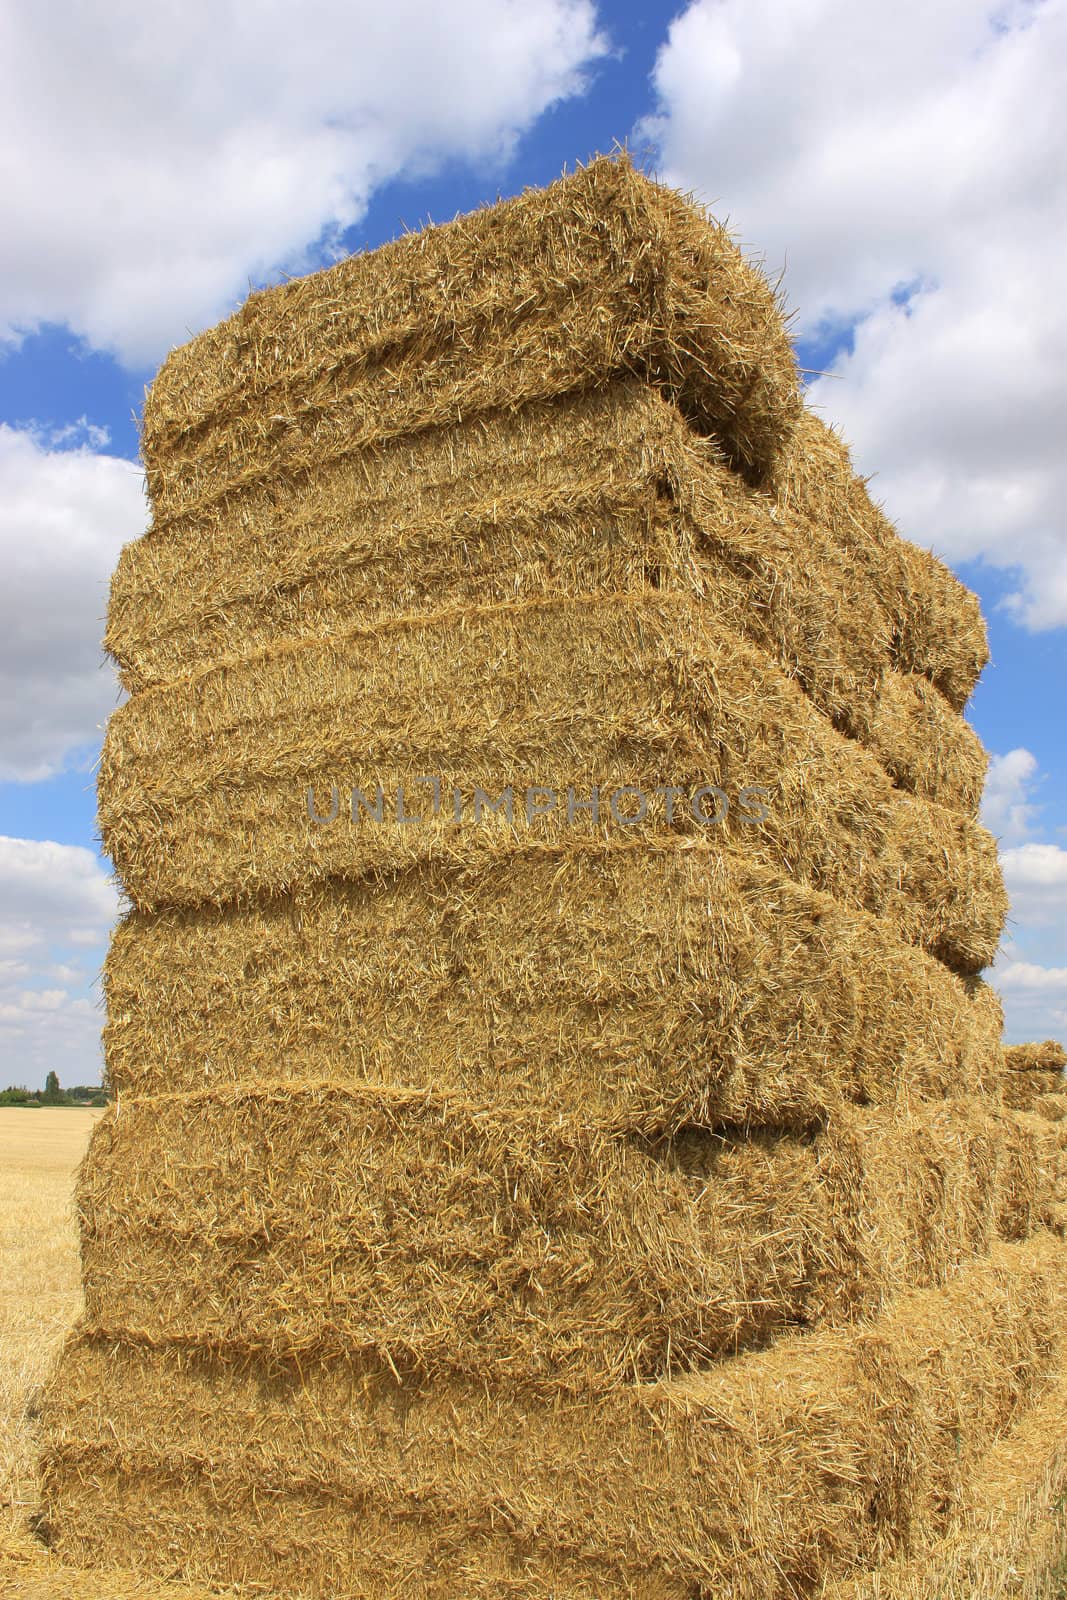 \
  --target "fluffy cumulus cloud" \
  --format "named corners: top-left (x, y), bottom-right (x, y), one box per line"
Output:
top-left (1000, 841), bottom-right (1067, 928)
top-left (976, 748), bottom-right (1067, 1040)
top-left (642, 0), bottom-right (1067, 627)
top-left (993, 946), bottom-right (1067, 1045)
top-left (0, 837), bottom-right (119, 1088)
top-left (0, 423), bottom-right (146, 780)
top-left (0, 0), bottom-right (607, 365)
top-left (981, 748), bottom-right (1043, 845)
